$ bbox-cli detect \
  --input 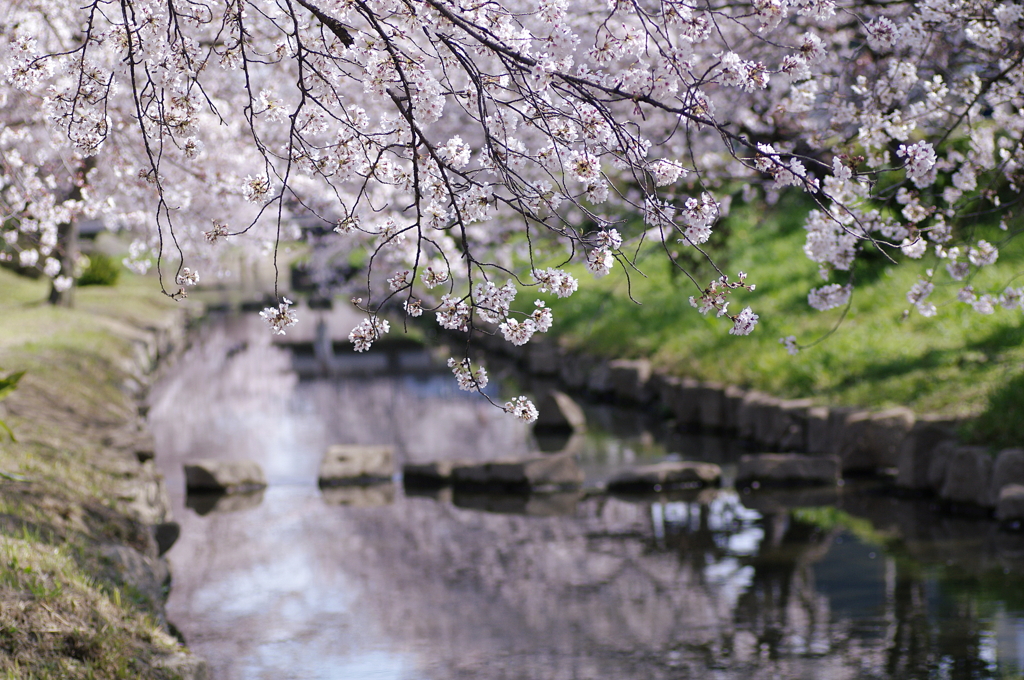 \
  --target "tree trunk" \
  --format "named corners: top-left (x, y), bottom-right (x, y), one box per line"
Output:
top-left (47, 215), bottom-right (77, 307)
top-left (48, 157), bottom-right (94, 307)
